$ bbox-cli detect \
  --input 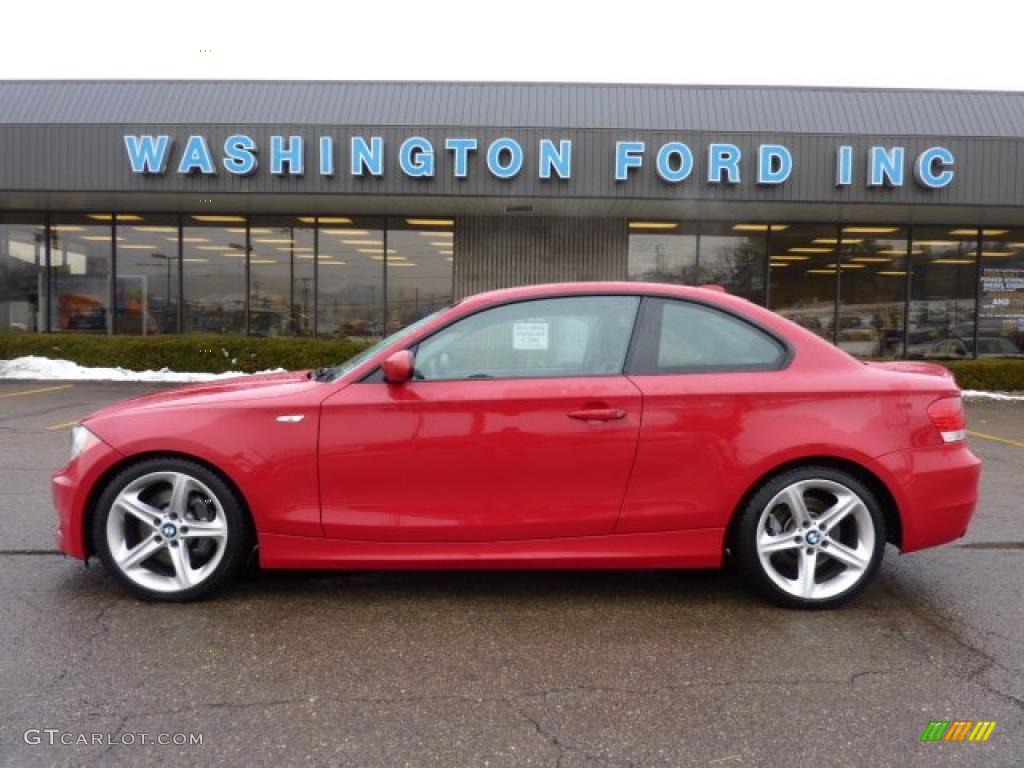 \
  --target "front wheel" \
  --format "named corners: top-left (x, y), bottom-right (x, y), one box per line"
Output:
top-left (92, 458), bottom-right (251, 602)
top-left (732, 467), bottom-right (887, 608)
